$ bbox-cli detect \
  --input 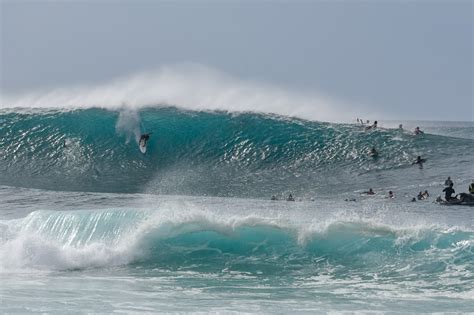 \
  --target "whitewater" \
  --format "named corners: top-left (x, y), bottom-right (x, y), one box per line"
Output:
top-left (1, 92), bottom-right (473, 312)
